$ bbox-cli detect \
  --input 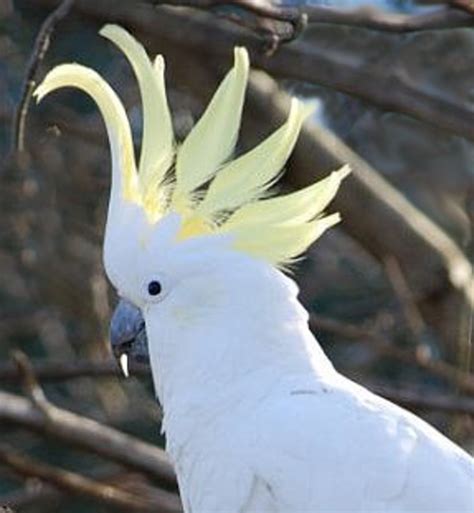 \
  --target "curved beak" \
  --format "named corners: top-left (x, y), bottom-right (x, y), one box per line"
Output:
top-left (109, 299), bottom-right (149, 376)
